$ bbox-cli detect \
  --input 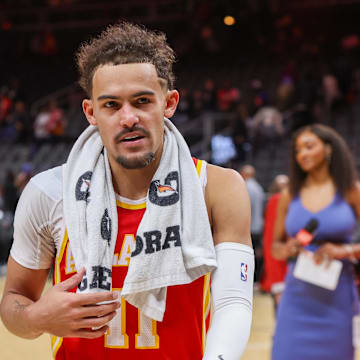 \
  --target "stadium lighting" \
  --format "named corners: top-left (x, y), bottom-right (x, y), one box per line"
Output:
top-left (224, 15), bottom-right (235, 26)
